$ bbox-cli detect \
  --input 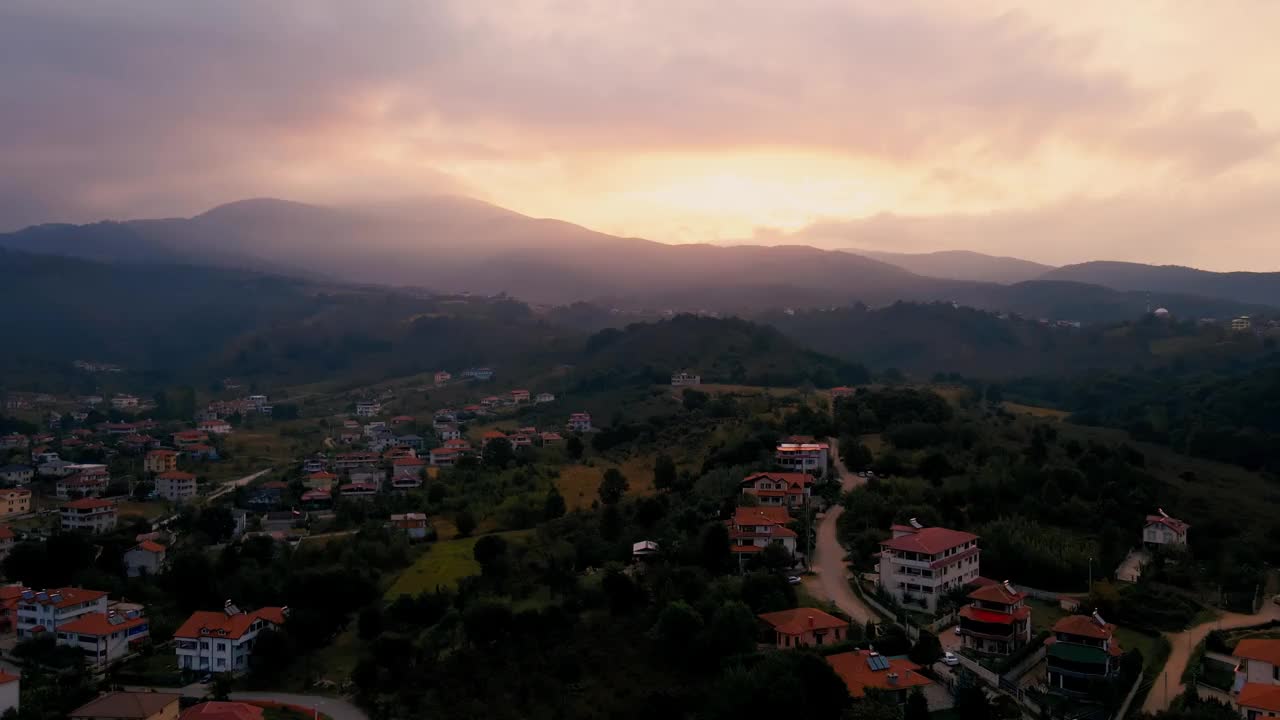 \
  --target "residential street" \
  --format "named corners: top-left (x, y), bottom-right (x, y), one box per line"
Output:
top-left (802, 437), bottom-right (877, 624)
top-left (206, 468), bottom-right (272, 501)
top-left (1142, 599), bottom-right (1280, 714)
